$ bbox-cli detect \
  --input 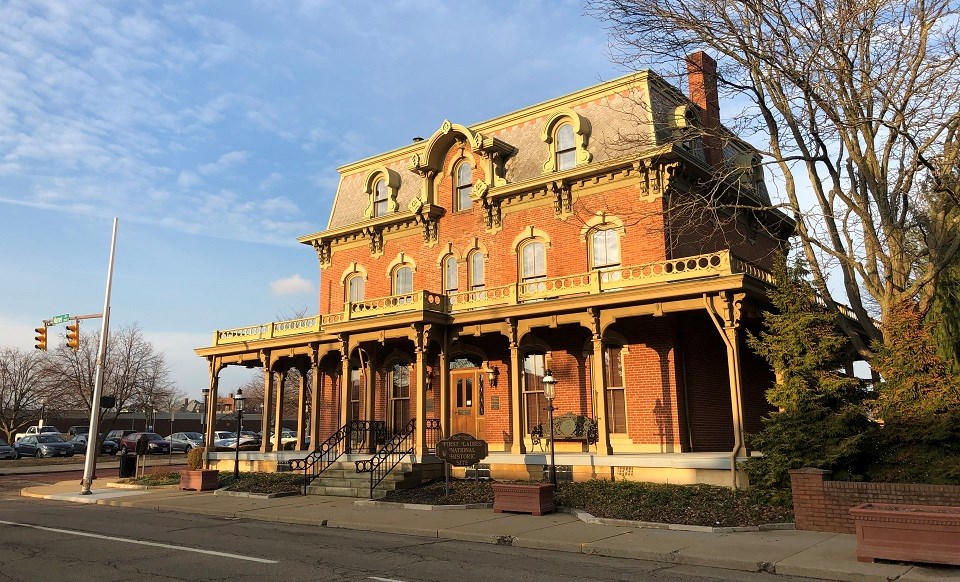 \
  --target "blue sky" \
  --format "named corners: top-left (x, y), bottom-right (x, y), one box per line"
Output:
top-left (0, 0), bottom-right (629, 397)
